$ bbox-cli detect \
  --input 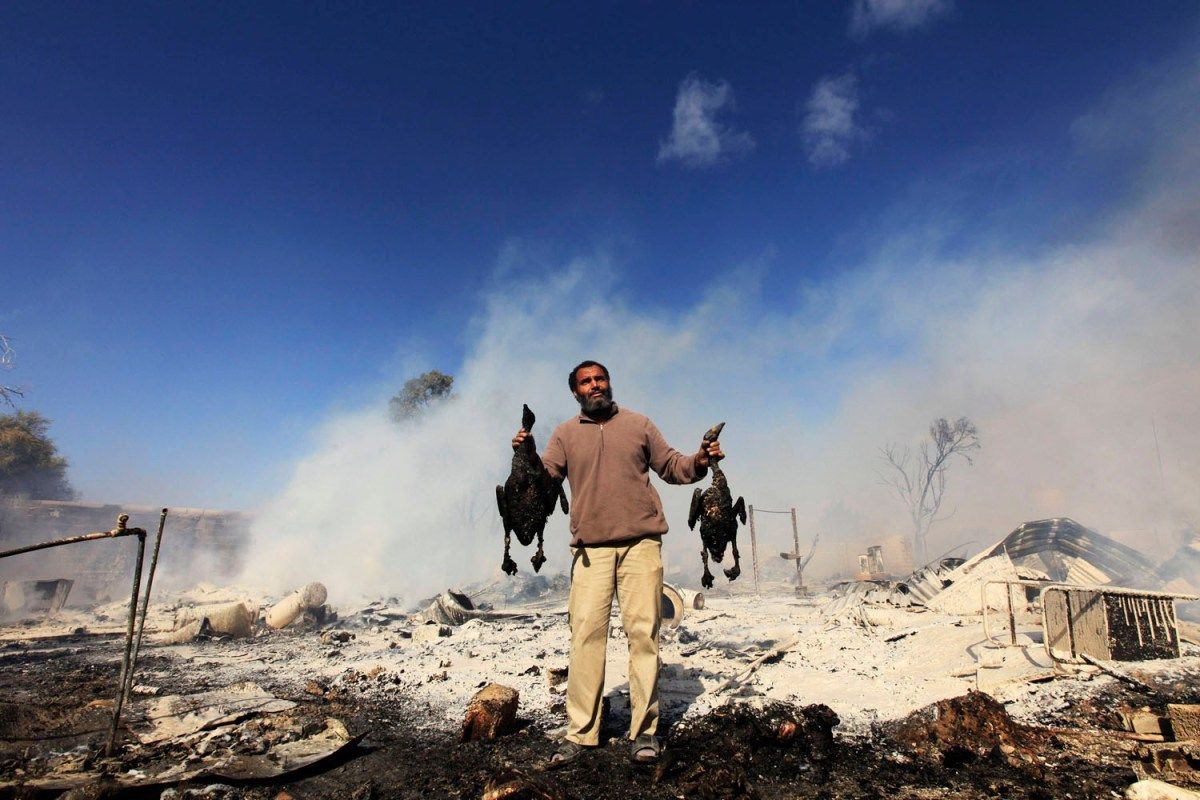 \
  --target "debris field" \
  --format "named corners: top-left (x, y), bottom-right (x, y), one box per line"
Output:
top-left (4, 566), bottom-right (1200, 799)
